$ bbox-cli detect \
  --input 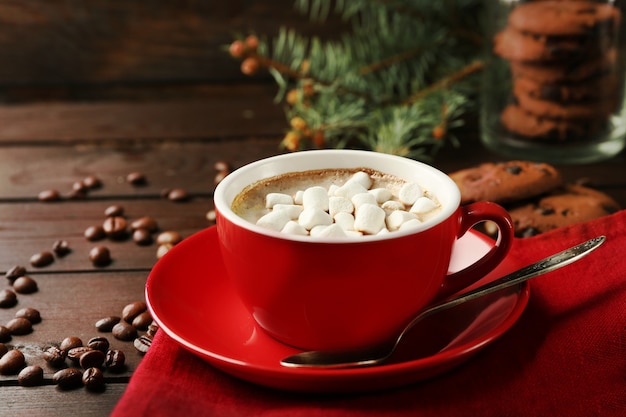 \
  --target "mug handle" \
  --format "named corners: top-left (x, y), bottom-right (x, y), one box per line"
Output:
top-left (437, 201), bottom-right (514, 299)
